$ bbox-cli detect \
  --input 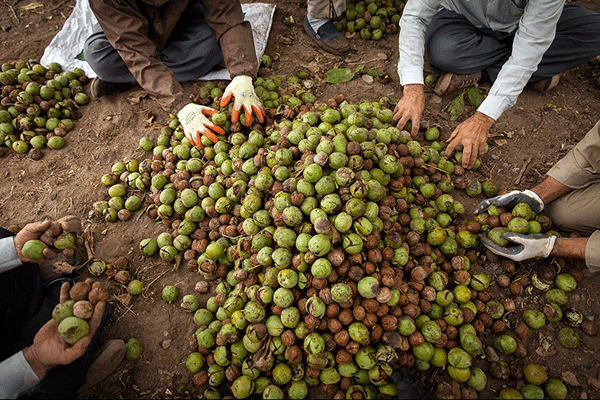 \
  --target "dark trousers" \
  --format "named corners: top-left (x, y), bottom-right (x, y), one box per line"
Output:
top-left (0, 227), bottom-right (112, 399)
top-left (83, 2), bottom-right (223, 83)
top-left (425, 4), bottom-right (600, 83)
